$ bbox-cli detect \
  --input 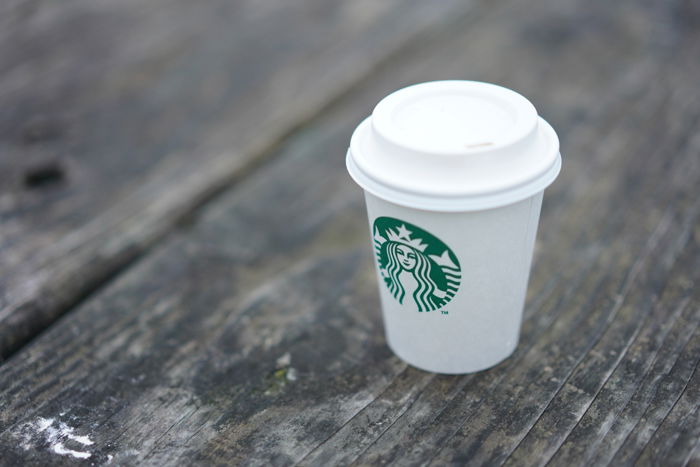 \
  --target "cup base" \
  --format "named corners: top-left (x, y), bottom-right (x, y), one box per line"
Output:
top-left (386, 335), bottom-right (519, 375)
